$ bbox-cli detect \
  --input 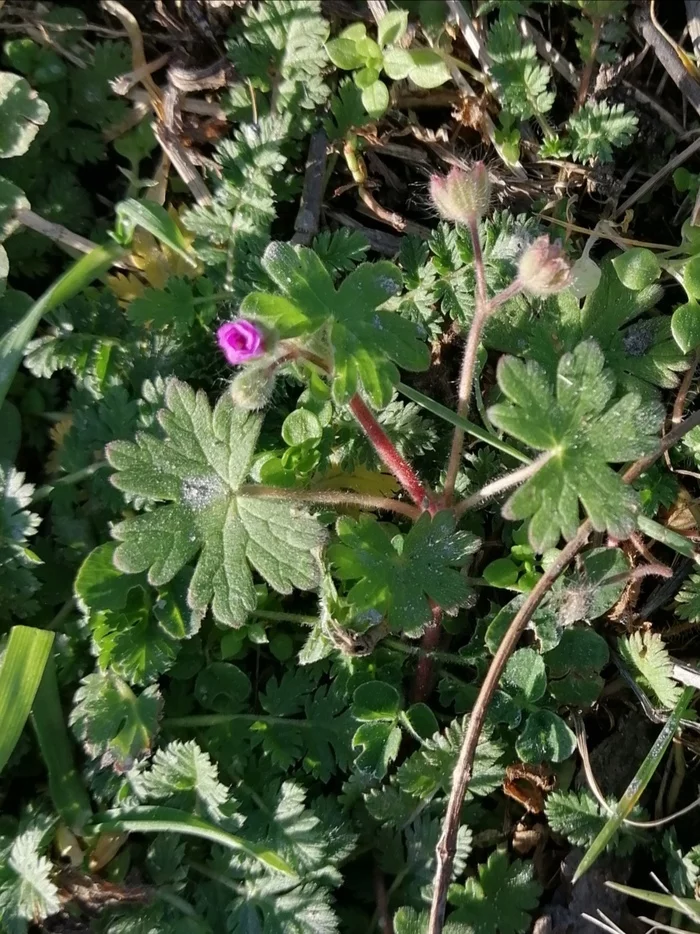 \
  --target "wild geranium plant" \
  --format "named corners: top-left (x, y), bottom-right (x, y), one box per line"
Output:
top-left (3, 4), bottom-right (700, 934)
